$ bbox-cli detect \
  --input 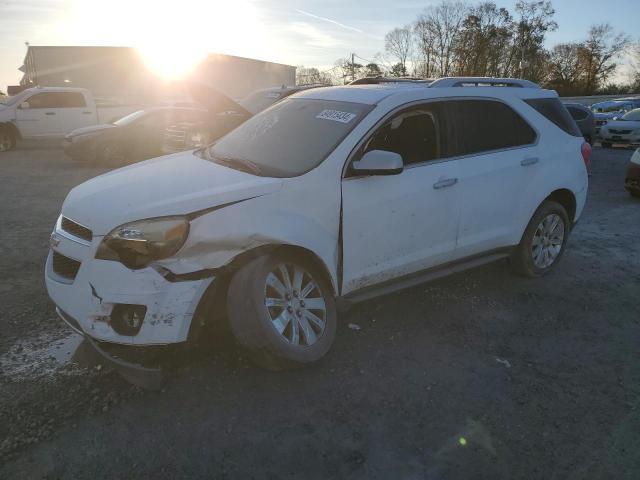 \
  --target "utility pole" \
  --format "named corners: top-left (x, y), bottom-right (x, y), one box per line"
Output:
top-left (351, 53), bottom-right (356, 82)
